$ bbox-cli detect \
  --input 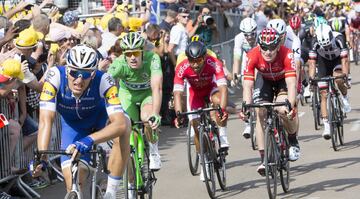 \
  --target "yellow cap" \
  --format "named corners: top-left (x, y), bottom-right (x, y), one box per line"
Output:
top-left (116, 4), bottom-right (133, 12)
top-left (100, 13), bottom-right (114, 31)
top-left (0, 59), bottom-right (24, 83)
top-left (14, 28), bottom-right (41, 49)
top-left (128, 17), bottom-right (143, 32)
